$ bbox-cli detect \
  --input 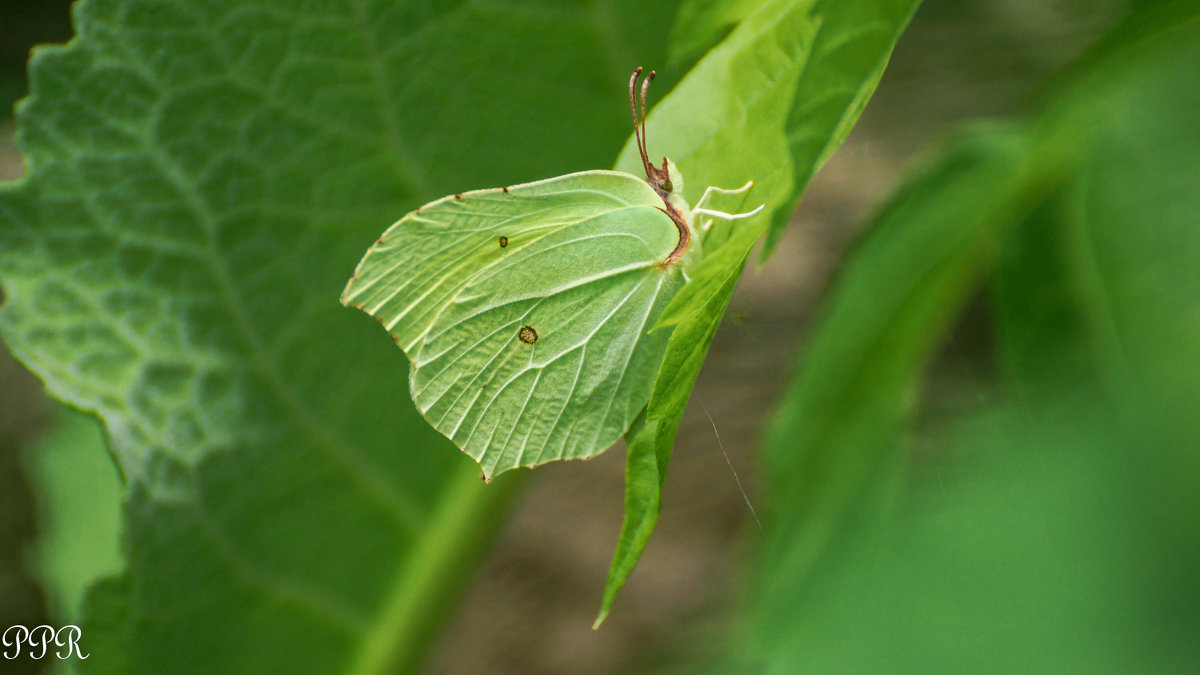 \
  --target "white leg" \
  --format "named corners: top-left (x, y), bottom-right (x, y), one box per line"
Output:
top-left (695, 180), bottom-right (755, 210)
top-left (694, 203), bottom-right (765, 221)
